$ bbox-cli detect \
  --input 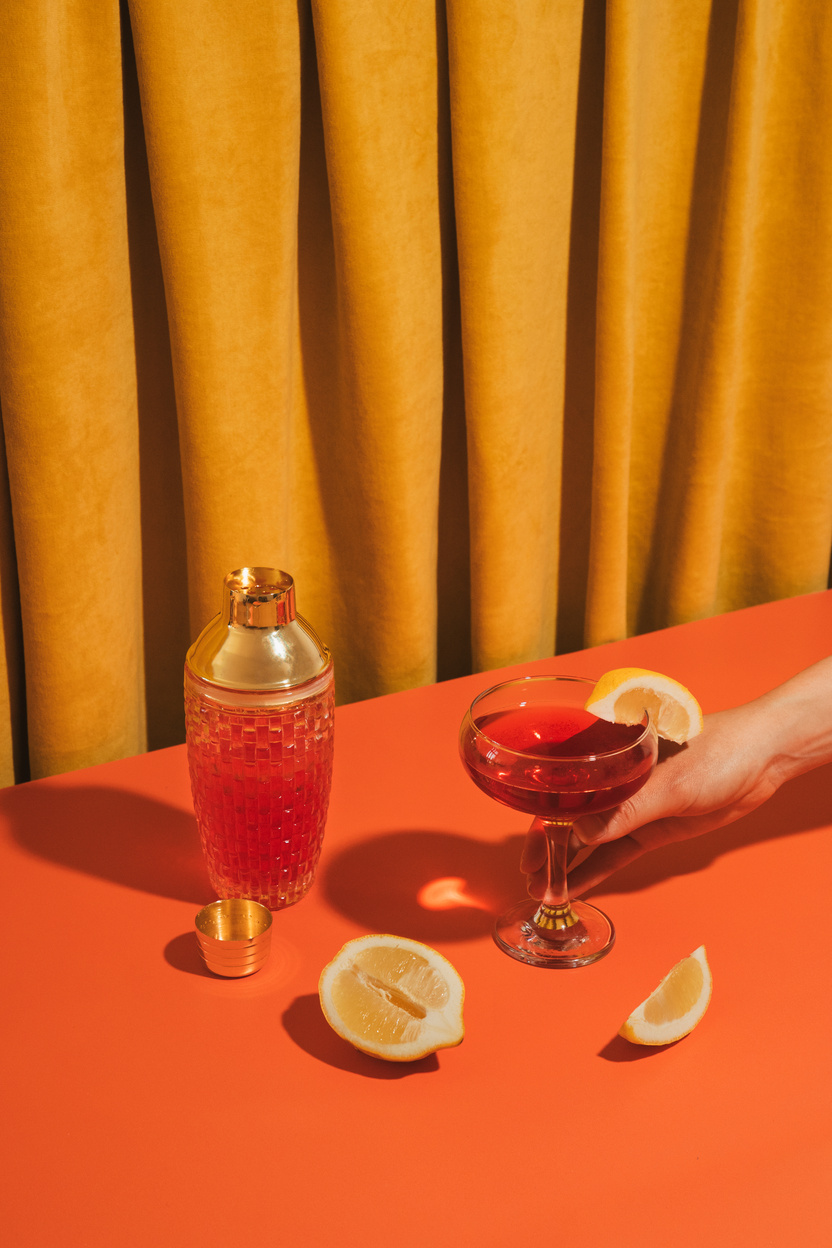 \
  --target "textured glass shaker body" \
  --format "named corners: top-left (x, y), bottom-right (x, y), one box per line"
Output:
top-left (185, 568), bottom-right (334, 911)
